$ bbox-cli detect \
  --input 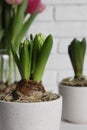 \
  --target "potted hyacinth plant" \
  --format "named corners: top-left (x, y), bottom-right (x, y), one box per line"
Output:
top-left (59, 38), bottom-right (87, 124)
top-left (0, 0), bottom-right (45, 90)
top-left (0, 34), bottom-right (62, 130)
